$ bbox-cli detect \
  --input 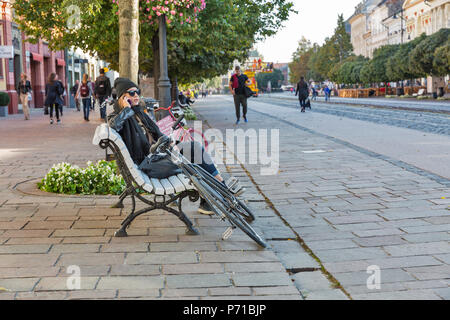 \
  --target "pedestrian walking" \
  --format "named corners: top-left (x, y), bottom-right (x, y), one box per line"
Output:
top-left (71, 80), bottom-right (80, 111)
top-left (295, 77), bottom-right (309, 113)
top-left (324, 85), bottom-right (331, 102)
top-left (229, 65), bottom-right (251, 124)
top-left (45, 73), bottom-right (64, 124)
top-left (17, 73), bottom-right (32, 120)
top-left (55, 74), bottom-right (65, 117)
top-left (311, 86), bottom-right (317, 101)
top-left (76, 74), bottom-right (94, 121)
top-left (94, 68), bottom-right (112, 120)
top-left (88, 76), bottom-right (95, 111)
